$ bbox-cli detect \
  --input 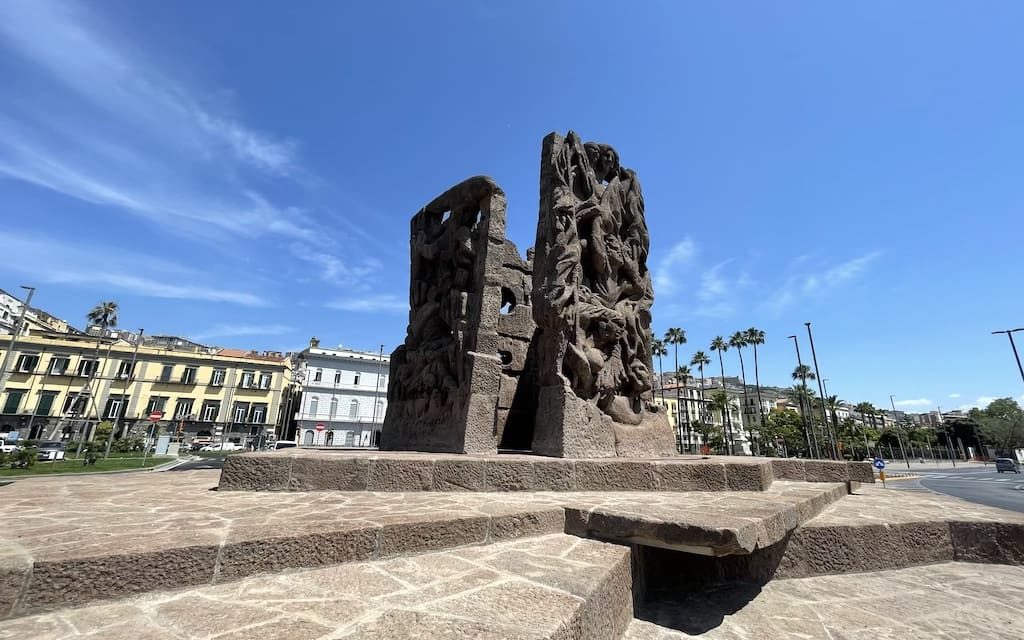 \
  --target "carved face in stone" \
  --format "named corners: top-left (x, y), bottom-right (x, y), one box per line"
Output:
top-left (584, 142), bottom-right (619, 184)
